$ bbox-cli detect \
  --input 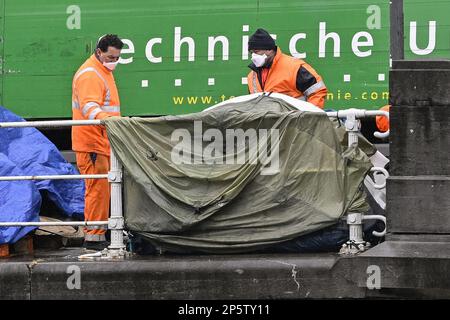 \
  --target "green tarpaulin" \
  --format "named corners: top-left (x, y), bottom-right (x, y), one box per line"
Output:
top-left (104, 95), bottom-right (373, 253)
